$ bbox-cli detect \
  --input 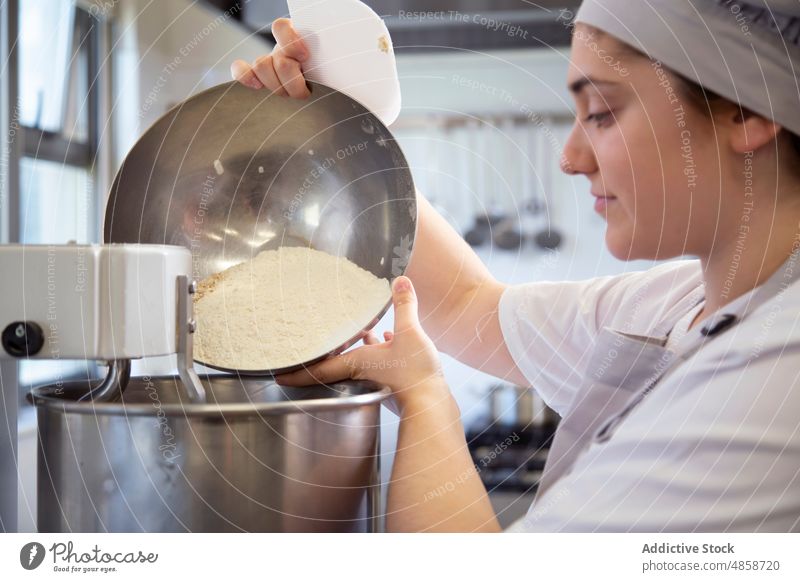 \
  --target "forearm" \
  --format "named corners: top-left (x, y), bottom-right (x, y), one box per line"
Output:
top-left (406, 191), bottom-right (499, 350)
top-left (406, 192), bottom-right (526, 385)
top-left (385, 379), bottom-right (501, 533)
